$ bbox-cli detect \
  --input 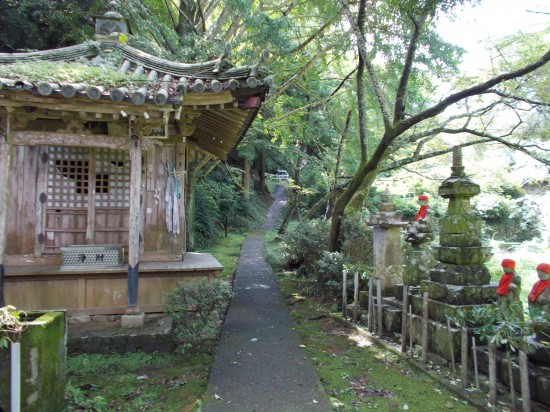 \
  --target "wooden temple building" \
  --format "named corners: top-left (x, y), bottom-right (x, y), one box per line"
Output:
top-left (0, 6), bottom-right (271, 325)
